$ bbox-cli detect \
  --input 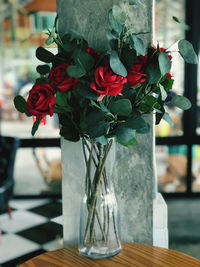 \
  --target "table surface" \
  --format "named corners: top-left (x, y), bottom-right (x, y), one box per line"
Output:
top-left (20, 242), bottom-right (200, 267)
